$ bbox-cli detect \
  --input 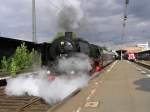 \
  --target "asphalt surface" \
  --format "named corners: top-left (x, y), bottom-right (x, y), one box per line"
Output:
top-left (48, 60), bottom-right (150, 112)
